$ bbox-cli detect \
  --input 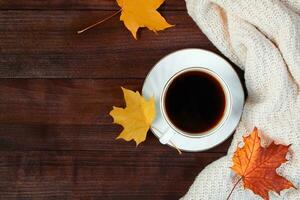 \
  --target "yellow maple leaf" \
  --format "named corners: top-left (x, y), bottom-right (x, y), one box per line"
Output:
top-left (116, 0), bottom-right (174, 39)
top-left (109, 87), bottom-right (156, 145)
